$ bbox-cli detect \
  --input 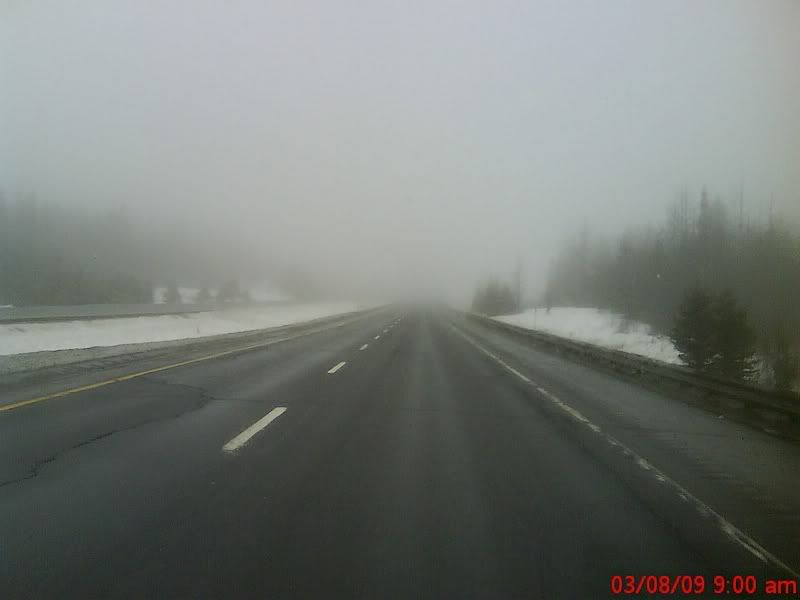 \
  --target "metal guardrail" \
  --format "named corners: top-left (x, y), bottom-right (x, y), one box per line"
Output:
top-left (0, 301), bottom-right (295, 324)
top-left (467, 312), bottom-right (800, 437)
top-left (0, 306), bottom-right (380, 378)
